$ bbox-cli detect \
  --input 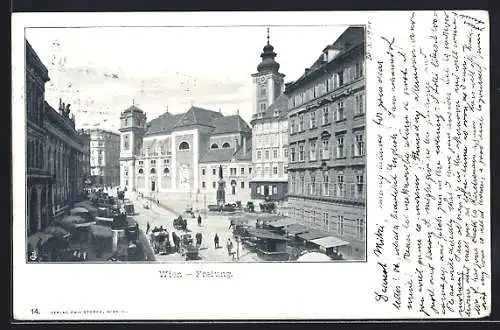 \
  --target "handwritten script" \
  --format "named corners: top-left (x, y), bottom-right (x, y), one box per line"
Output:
top-left (369, 11), bottom-right (489, 318)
